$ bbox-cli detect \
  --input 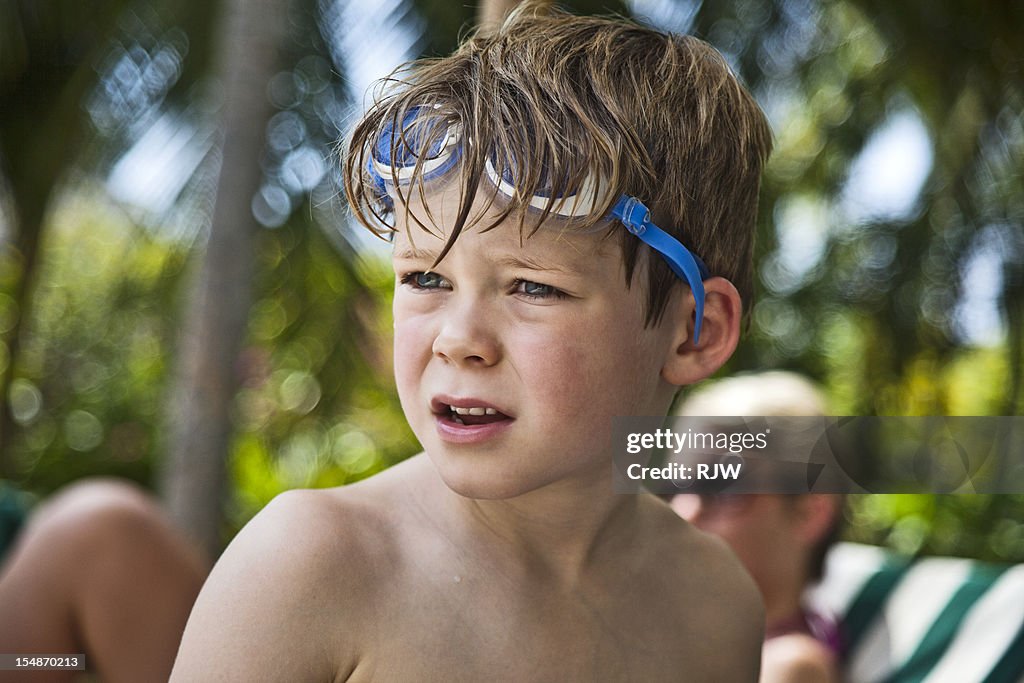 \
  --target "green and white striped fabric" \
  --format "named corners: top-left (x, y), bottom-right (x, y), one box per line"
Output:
top-left (808, 543), bottom-right (1024, 683)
